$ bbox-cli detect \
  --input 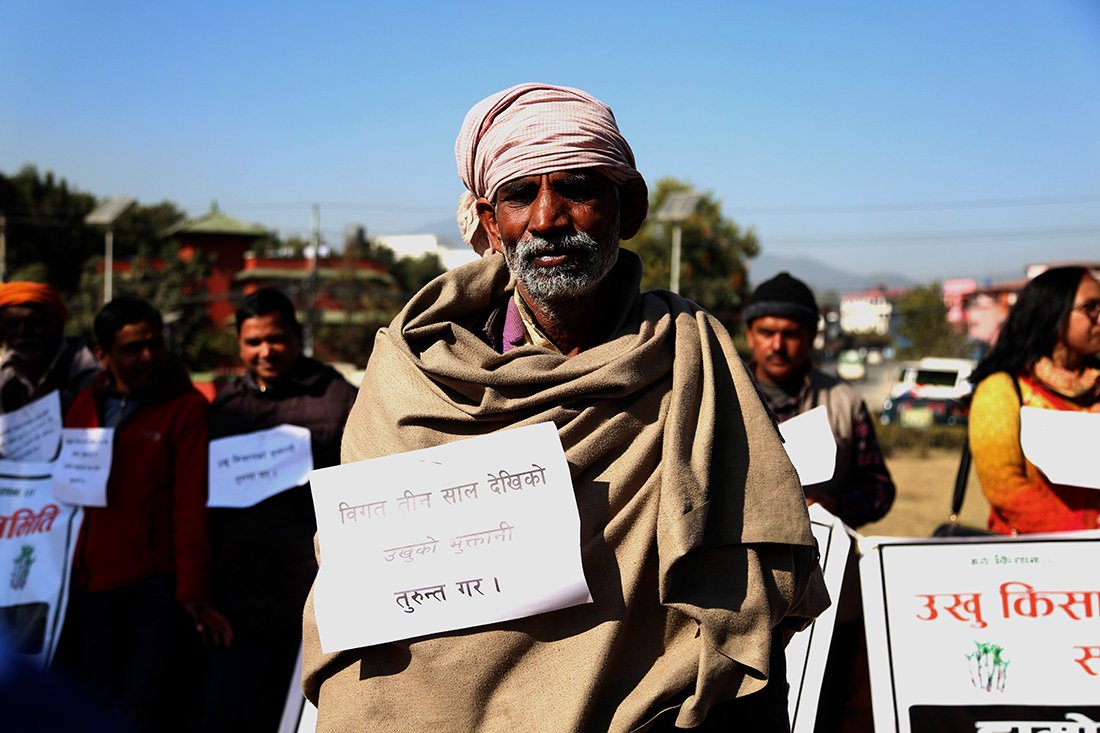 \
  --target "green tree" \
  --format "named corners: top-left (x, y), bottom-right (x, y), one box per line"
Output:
top-left (0, 165), bottom-right (99, 291)
top-left (624, 177), bottom-right (759, 329)
top-left (70, 244), bottom-right (237, 372)
top-left (389, 251), bottom-right (446, 295)
top-left (893, 282), bottom-right (969, 360)
top-left (0, 165), bottom-right (187, 292)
